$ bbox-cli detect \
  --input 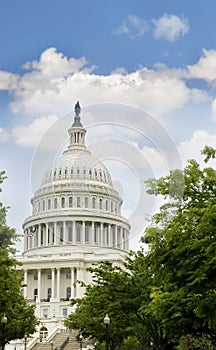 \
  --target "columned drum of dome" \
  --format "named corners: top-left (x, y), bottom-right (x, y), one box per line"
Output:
top-left (19, 102), bottom-right (130, 331)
